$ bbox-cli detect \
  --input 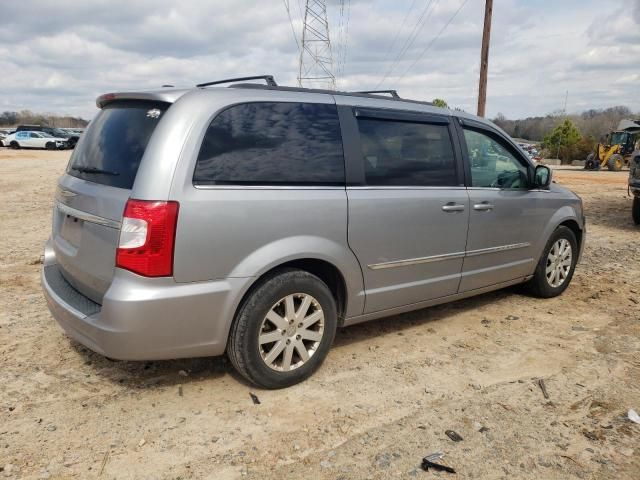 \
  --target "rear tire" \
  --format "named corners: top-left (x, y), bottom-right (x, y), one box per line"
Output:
top-left (585, 153), bottom-right (597, 170)
top-left (607, 154), bottom-right (623, 171)
top-left (633, 197), bottom-right (640, 225)
top-left (525, 226), bottom-right (578, 298)
top-left (227, 268), bottom-right (337, 389)
top-left (10, 141), bottom-right (19, 149)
